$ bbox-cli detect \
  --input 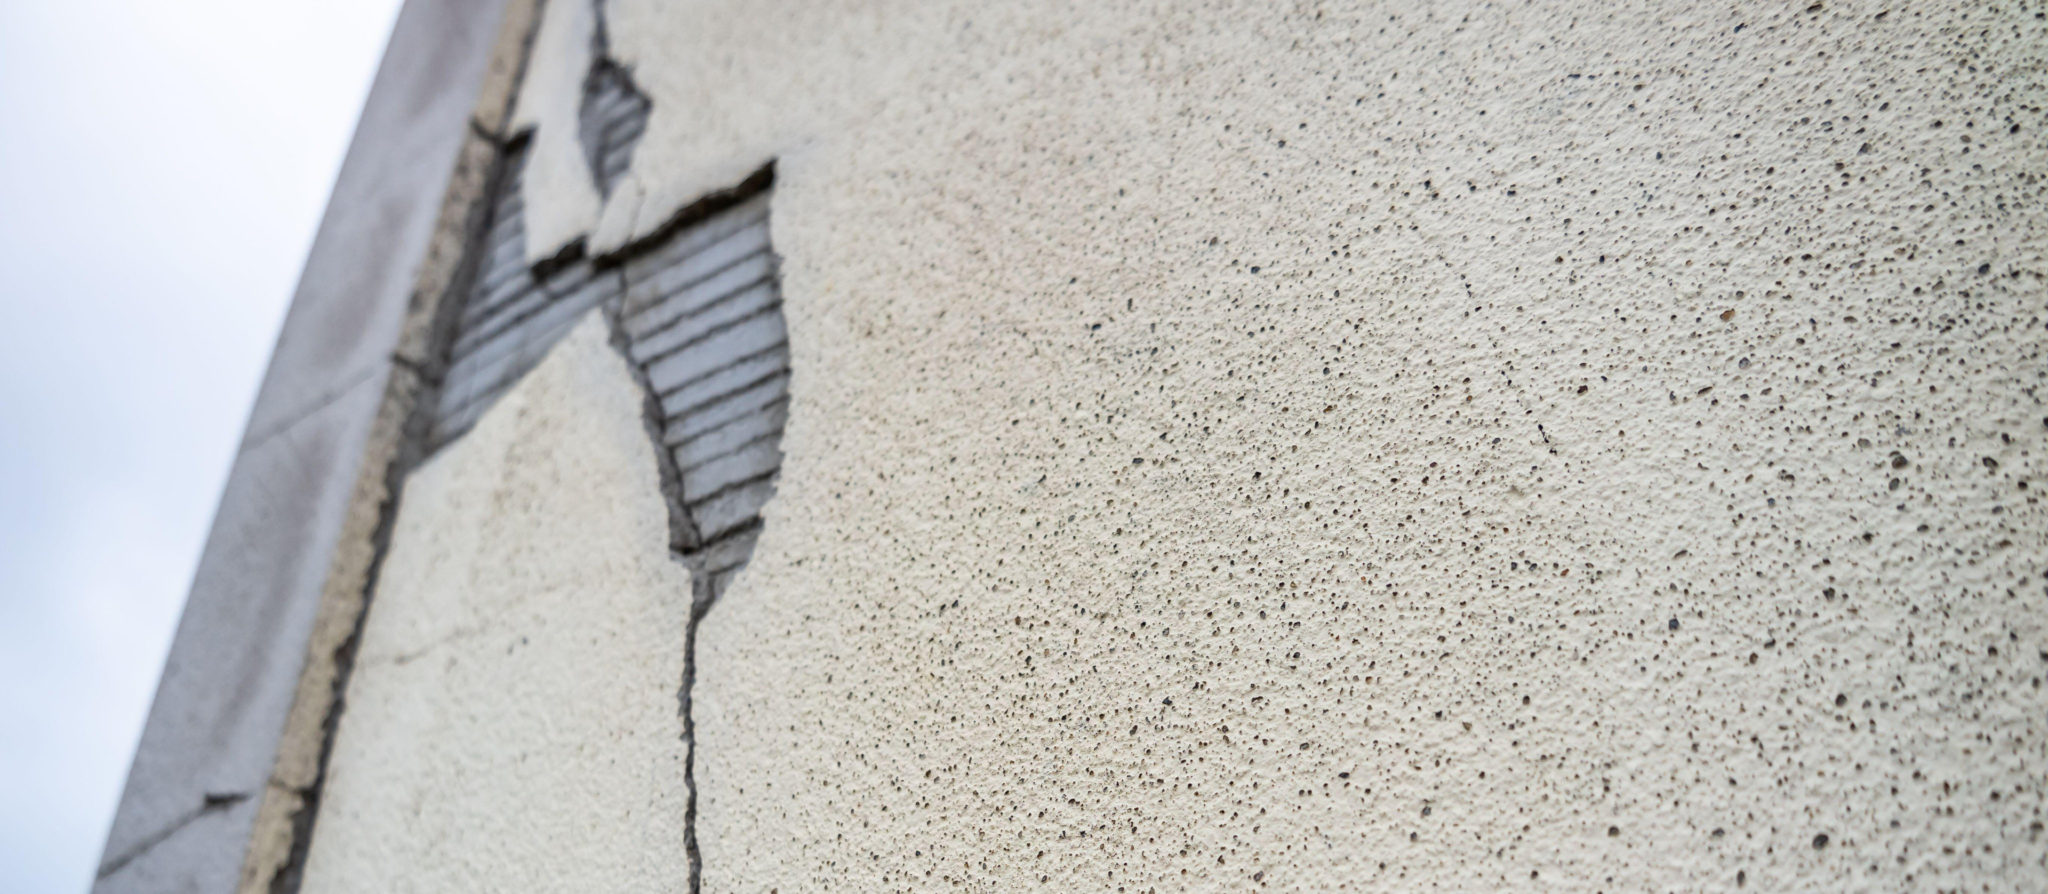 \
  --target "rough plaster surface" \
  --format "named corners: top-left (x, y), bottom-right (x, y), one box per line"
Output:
top-left (297, 316), bottom-right (693, 893)
top-left (564, 0), bottom-right (2048, 889)
top-left (511, 0), bottom-right (603, 264)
